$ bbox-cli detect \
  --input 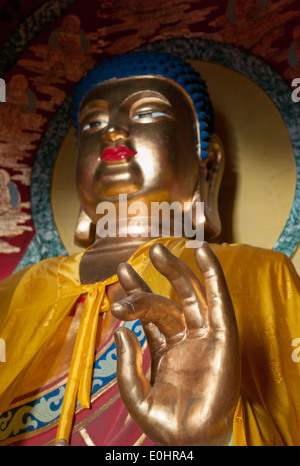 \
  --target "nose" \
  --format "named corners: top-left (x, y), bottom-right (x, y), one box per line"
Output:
top-left (102, 126), bottom-right (129, 143)
top-left (102, 111), bottom-right (129, 143)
